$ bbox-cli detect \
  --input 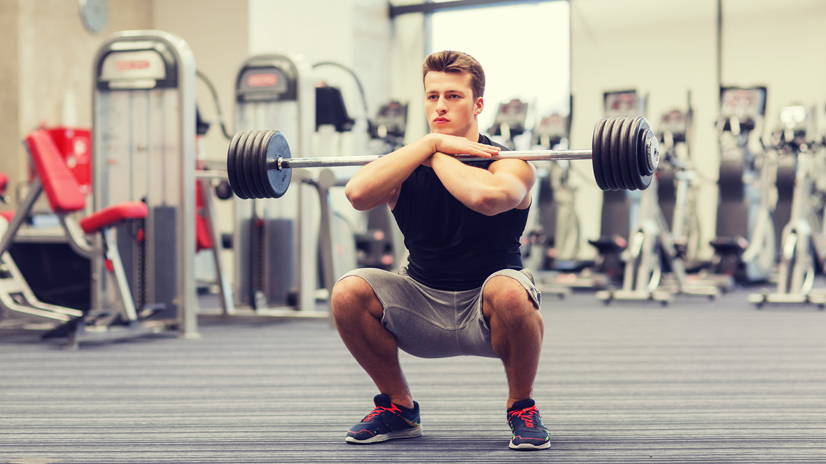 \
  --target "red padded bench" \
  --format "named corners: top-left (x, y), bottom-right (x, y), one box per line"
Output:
top-left (25, 130), bottom-right (147, 230)
top-left (20, 130), bottom-right (146, 325)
